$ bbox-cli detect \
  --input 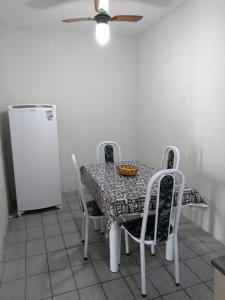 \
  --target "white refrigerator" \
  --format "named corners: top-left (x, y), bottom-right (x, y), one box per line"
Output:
top-left (8, 105), bottom-right (62, 215)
